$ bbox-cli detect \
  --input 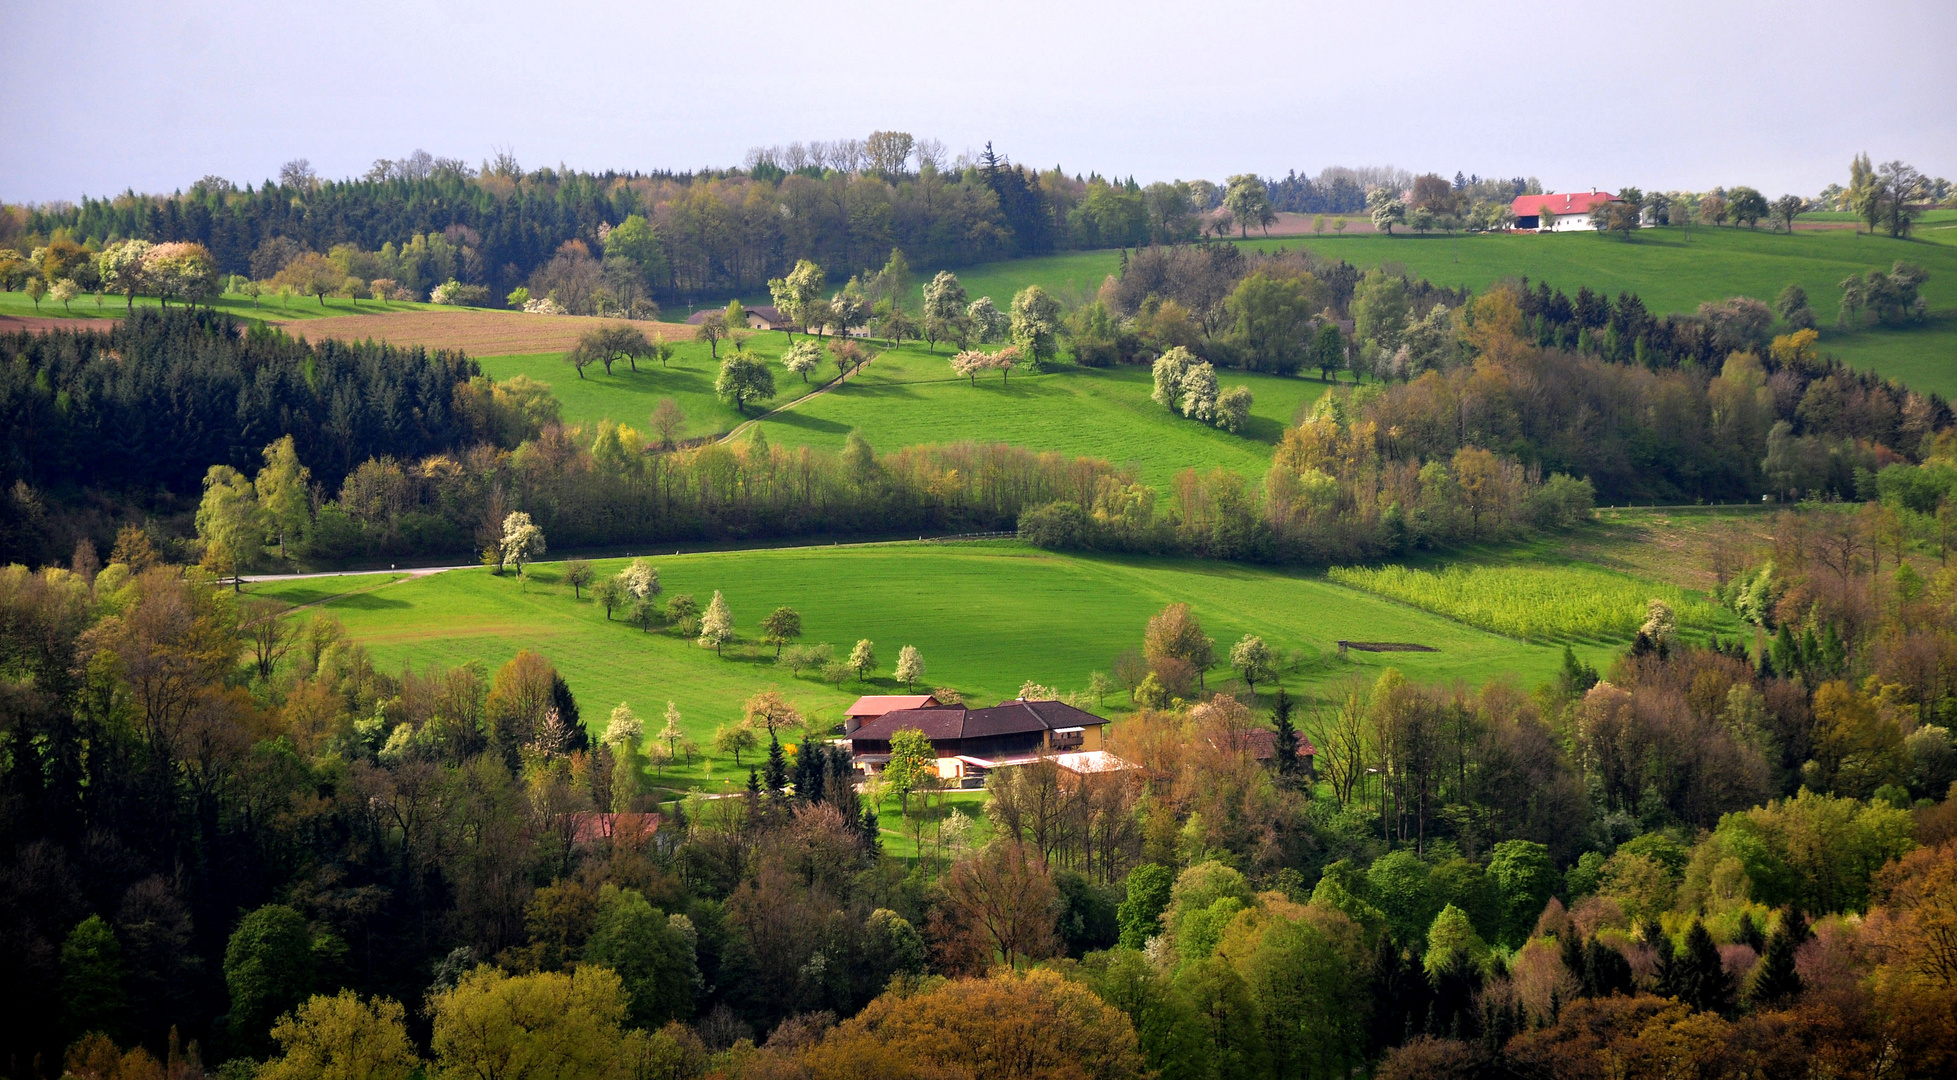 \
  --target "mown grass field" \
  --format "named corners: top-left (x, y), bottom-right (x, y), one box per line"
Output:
top-left (944, 225), bottom-right (1957, 396)
top-left (1326, 562), bottom-right (1738, 643)
top-left (477, 338), bottom-right (1331, 486)
top-left (748, 344), bottom-right (1327, 486)
top-left (251, 541), bottom-right (1619, 792)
